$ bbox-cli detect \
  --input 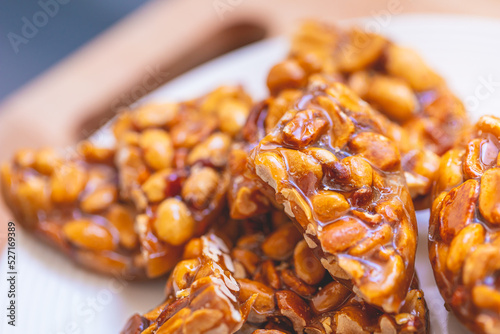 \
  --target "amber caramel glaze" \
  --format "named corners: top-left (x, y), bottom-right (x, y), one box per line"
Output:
top-left (122, 214), bottom-right (428, 334)
top-left (121, 233), bottom-right (247, 334)
top-left (0, 147), bottom-right (146, 277)
top-left (113, 86), bottom-right (252, 277)
top-left (266, 22), bottom-right (469, 203)
top-left (0, 86), bottom-right (253, 278)
top-left (429, 115), bottom-right (500, 334)
top-left (249, 79), bottom-right (418, 313)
